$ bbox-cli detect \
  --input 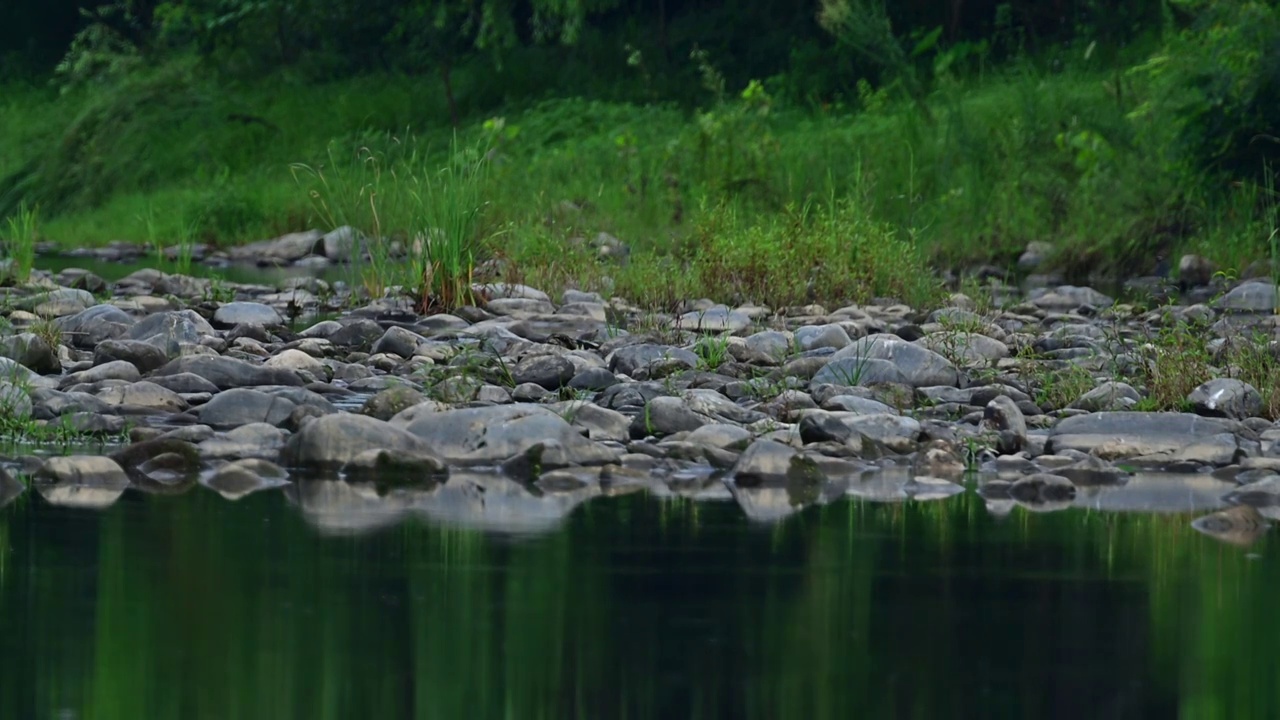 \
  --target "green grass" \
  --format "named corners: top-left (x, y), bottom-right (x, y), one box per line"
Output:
top-left (1, 202), bottom-right (37, 283)
top-left (3, 52), bottom-right (1280, 309)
